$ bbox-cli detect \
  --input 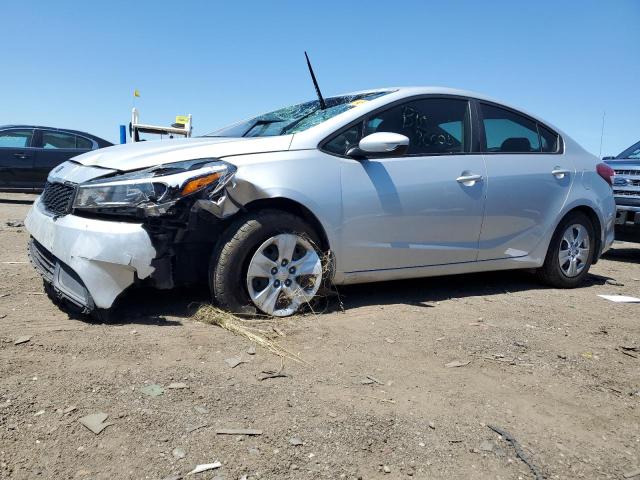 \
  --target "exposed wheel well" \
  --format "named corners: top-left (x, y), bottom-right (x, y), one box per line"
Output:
top-left (562, 206), bottom-right (603, 264)
top-left (242, 197), bottom-right (331, 252)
